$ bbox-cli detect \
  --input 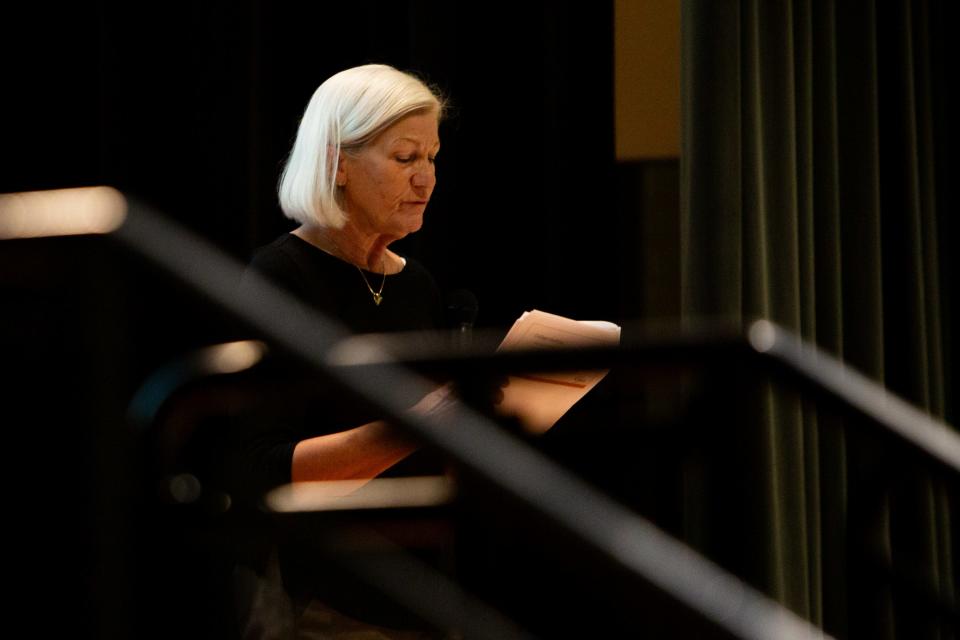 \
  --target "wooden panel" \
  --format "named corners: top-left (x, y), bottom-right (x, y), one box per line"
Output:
top-left (615, 0), bottom-right (681, 159)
